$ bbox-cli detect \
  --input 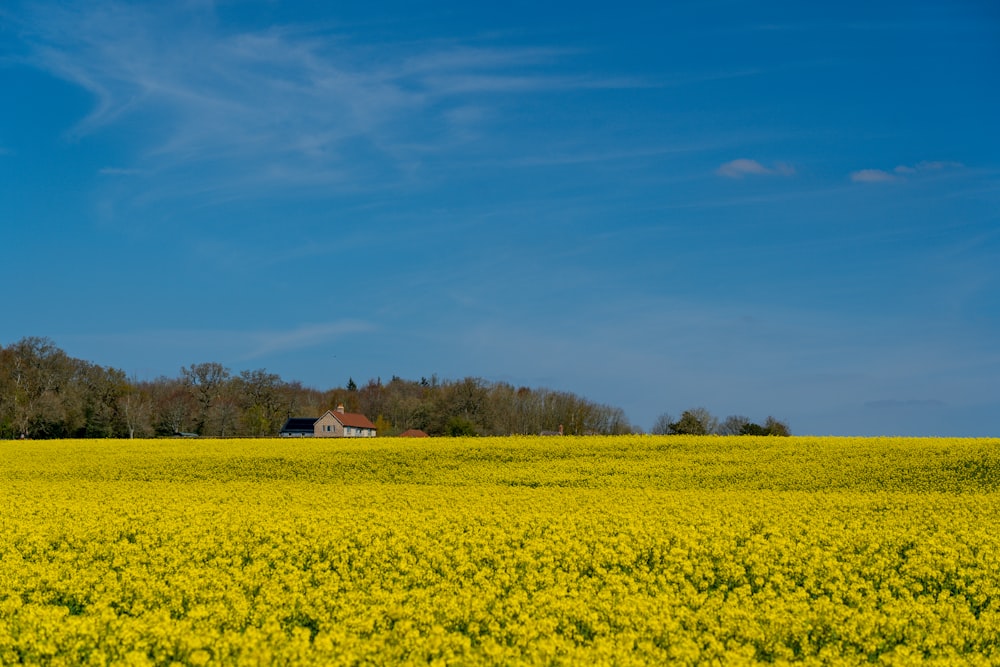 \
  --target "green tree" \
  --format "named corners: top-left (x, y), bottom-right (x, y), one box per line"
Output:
top-left (236, 369), bottom-right (284, 436)
top-left (372, 414), bottom-right (393, 436)
top-left (668, 408), bottom-right (718, 435)
top-left (77, 362), bottom-right (129, 438)
top-left (763, 416), bottom-right (791, 436)
top-left (446, 415), bottom-right (478, 436)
